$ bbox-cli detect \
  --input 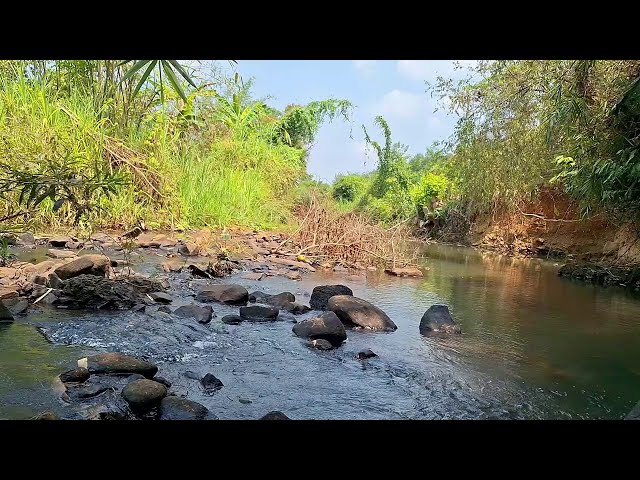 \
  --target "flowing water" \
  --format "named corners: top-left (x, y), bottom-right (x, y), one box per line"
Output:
top-left (2, 243), bottom-right (640, 419)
